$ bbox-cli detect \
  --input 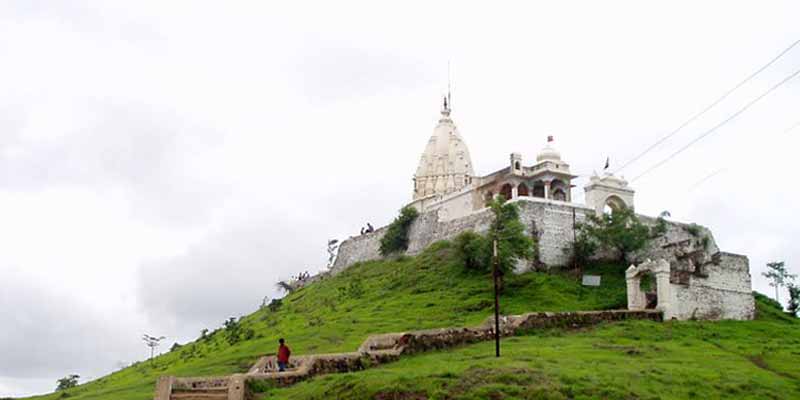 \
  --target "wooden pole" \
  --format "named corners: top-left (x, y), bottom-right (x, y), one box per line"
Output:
top-left (493, 238), bottom-right (500, 357)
